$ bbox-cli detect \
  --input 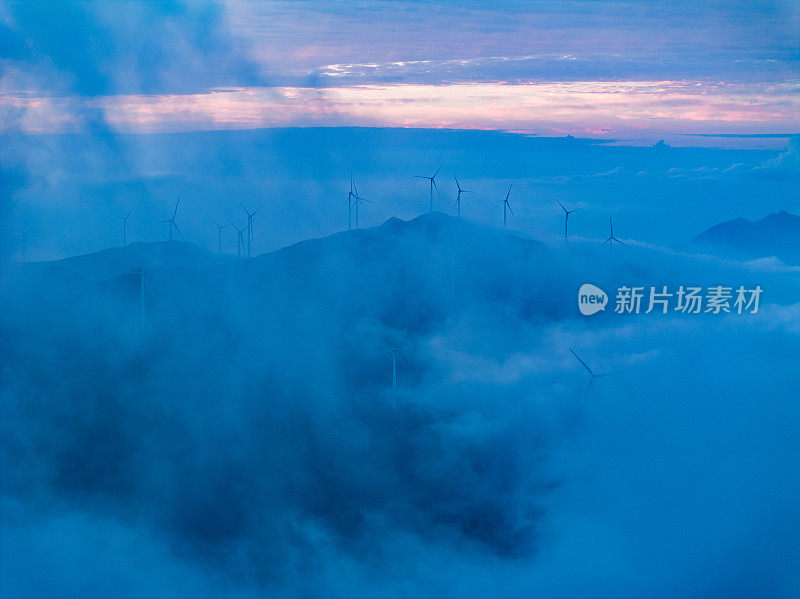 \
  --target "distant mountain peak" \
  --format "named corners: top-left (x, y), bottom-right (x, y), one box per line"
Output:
top-left (758, 210), bottom-right (800, 225)
top-left (689, 211), bottom-right (800, 265)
